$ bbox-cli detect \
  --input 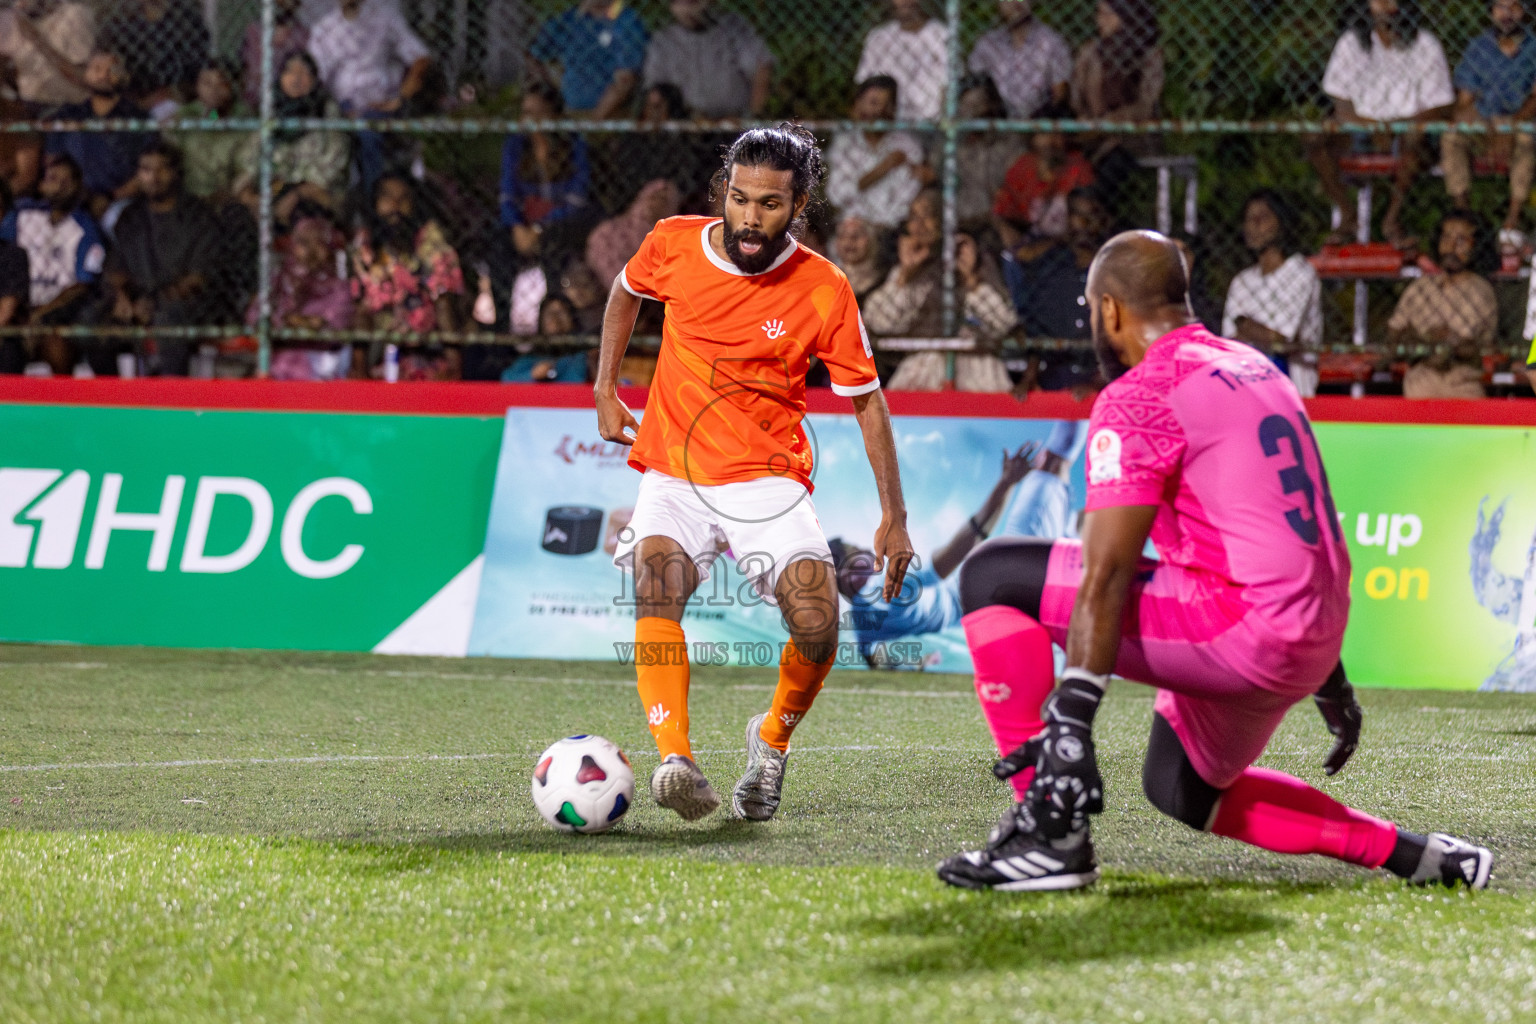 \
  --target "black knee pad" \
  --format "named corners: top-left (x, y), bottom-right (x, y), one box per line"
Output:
top-left (957, 537), bottom-right (1055, 618)
top-left (1142, 713), bottom-right (1223, 831)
